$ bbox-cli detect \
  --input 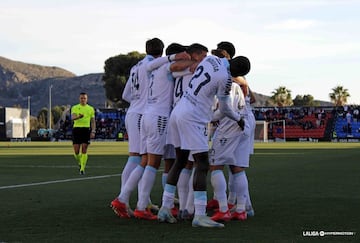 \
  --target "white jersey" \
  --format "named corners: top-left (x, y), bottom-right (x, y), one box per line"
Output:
top-left (213, 82), bottom-right (245, 138)
top-left (174, 55), bottom-right (240, 124)
top-left (210, 82), bottom-right (251, 167)
top-left (144, 59), bottom-right (174, 117)
top-left (172, 69), bottom-right (192, 108)
top-left (122, 55), bottom-right (155, 114)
